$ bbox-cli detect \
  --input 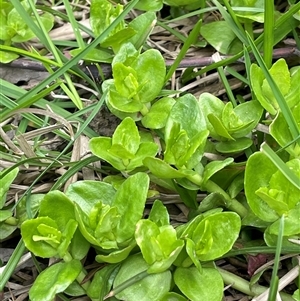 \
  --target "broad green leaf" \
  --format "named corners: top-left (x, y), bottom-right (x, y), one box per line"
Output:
top-left (101, 28), bottom-right (136, 52)
top-left (126, 142), bottom-right (158, 170)
top-left (90, 0), bottom-right (124, 37)
top-left (270, 104), bottom-right (300, 158)
top-left (215, 137), bottom-right (253, 154)
top-left (141, 97), bottom-right (176, 129)
top-left (232, 0), bottom-right (265, 23)
top-left (207, 114), bottom-right (234, 140)
top-left (114, 253), bottom-right (172, 301)
top-left (0, 209), bottom-right (12, 222)
top-left (133, 49), bottom-right (166, 103)
top-left (286, 66), bottom-right (300, 108)
top-left (21, 217), bottom-right (60, 258)
top-left (185, 238), bottom-right (202, 272)
top-left (135, 219), bottom-right (160, 264)
top-left (198, 93), bottom-right (224, 139)
top-left (114, 172), bottom-right (149, 244)
top-left (113, 63), bottom-right (139, 98)
top-left (57, 219), bottom-right (78, 258)
top-left (134, 0), bottom-right (163, 11)
top-left (135, 220), bottom-right (184, 273)
top-left (66, 180), bottom-right (116, 214)
top-left (245, 152), bottom-right (280, 222)
top-left (230, 100), bottom-right (263, 138)
top-left (174, 267), bottom-right (223, 301)
top-left (160, 292), bottom-right (188, 301)
top-left (87, 264), bottom-right (119, 300)
top-left (166, 94), bottom-right (206, 142)
top-left (89, 136), bottom-right (125, 170)
top-left (149, 200), bottom-right (170, 227)
top-left (200, 21), bottom-right (242, 54)
top-left (39, 191), bottom-right (76, 231)
top-left (0, 223), bottom-right (17, 240)
top-left (193, 212), bottom-right (241, 261)
top-left (128, 11), bottom-right (157, 48)
top-left (107, 86), bottom-right (143, 113)
top-left (268, 204), bottom-right (300, 236)
top-left (143, 157), bottom-right (187, 179)
top-left (69, 229), bottom-right (90, 260)
top-left (29, 260), bottom-right (82, 301)
top-left (202, 158), bottom-right (234, 185)
top-left (12, 12), bottom-right (54, 43)
top-left (96, 240), bottom-right (136, 263)
top-left (111, 117), bottom-right (140, 155)
top-left (251, 59), bottom-right (291, 115)
top-left (0, 167), bottom-right (18, 208)
top-left (0, 50), bottom-right (19, 63)
top-left (16, 194), bottom-right (44, 224)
